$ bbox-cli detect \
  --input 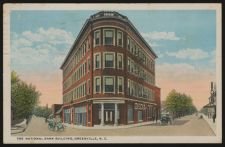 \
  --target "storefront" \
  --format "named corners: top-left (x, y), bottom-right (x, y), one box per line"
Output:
top-left (64, 108), bottom-right (71, 124)
top-left (74, 106), bottom-right (87, 126)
